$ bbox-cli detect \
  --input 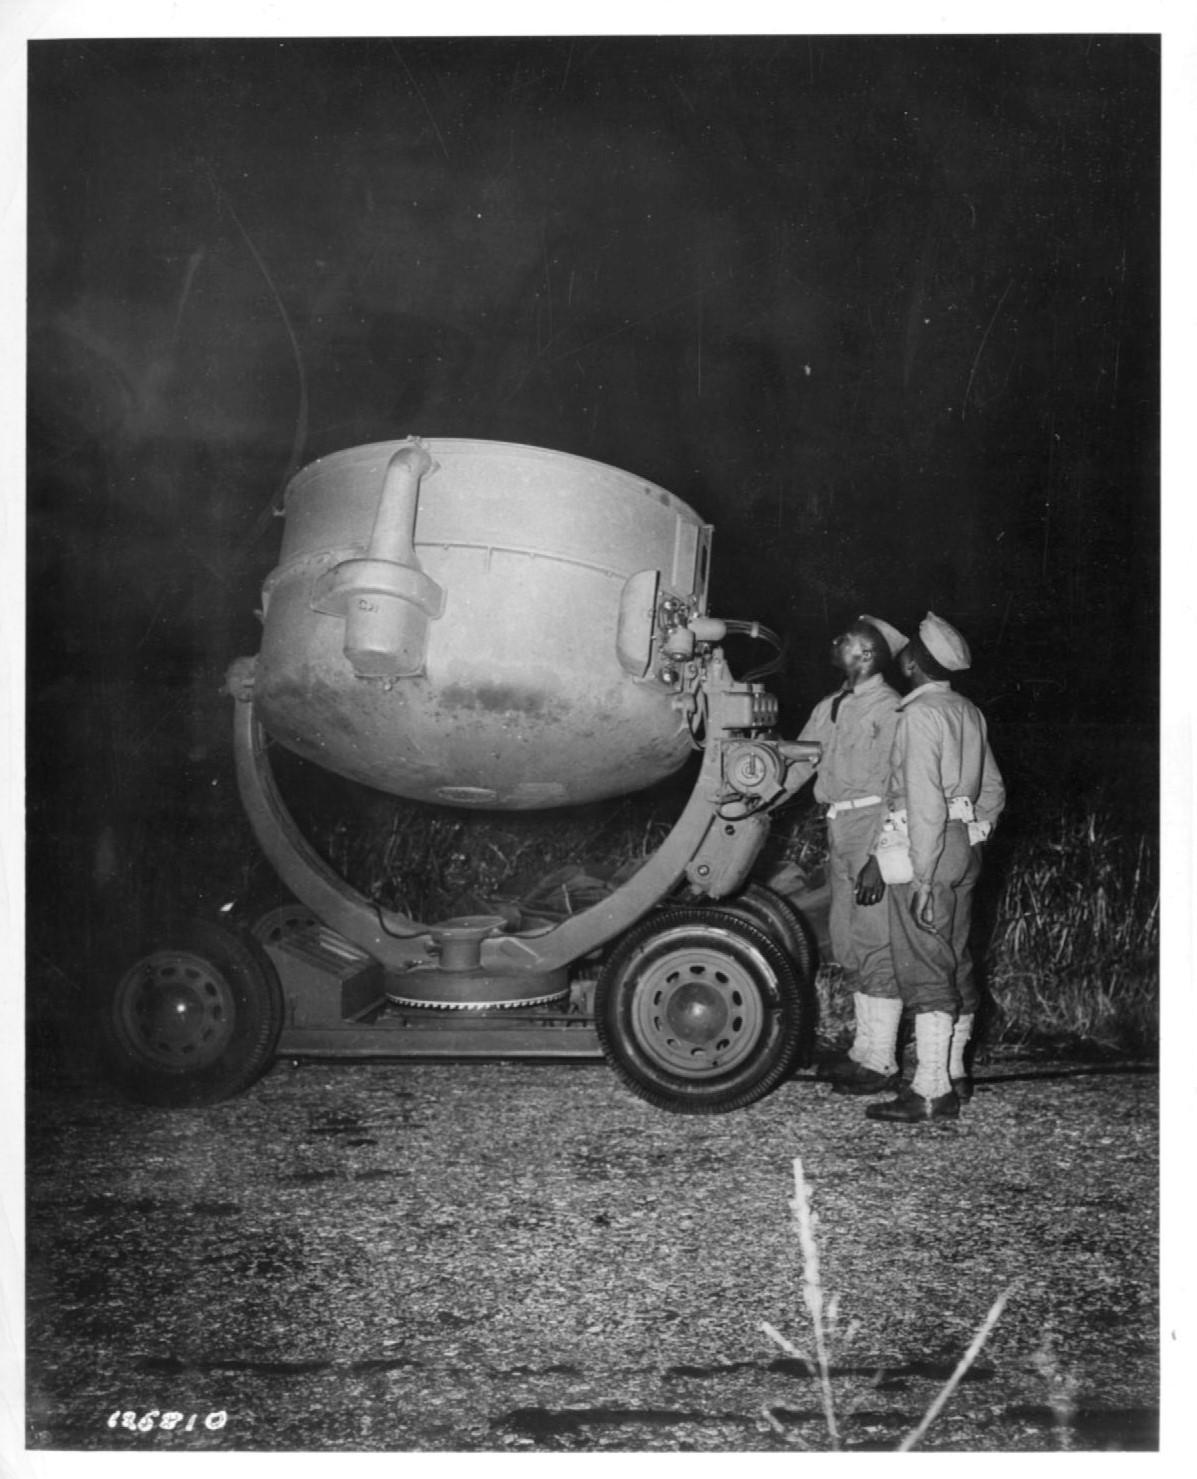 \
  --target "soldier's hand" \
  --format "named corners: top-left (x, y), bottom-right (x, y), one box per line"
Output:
top-left (911, 884), bottom-right (939, 934)
top-left (855, 855), bottom-right (886, 906)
